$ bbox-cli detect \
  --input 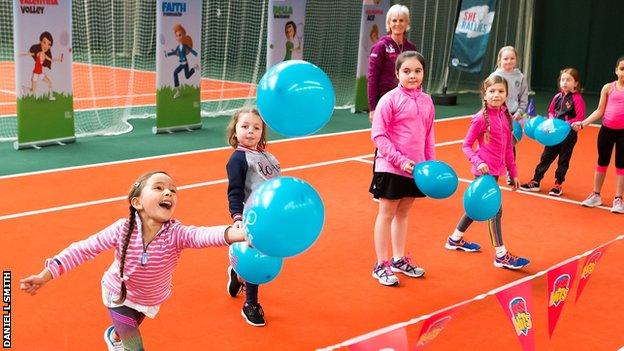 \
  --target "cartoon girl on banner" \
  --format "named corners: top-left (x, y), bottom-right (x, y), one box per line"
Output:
top-left (283, 21), bottom-right (302, 61)
top-left (21, 31), bottom-right (63, 101)
top-left (164, 24), bottom-right (198, 99)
